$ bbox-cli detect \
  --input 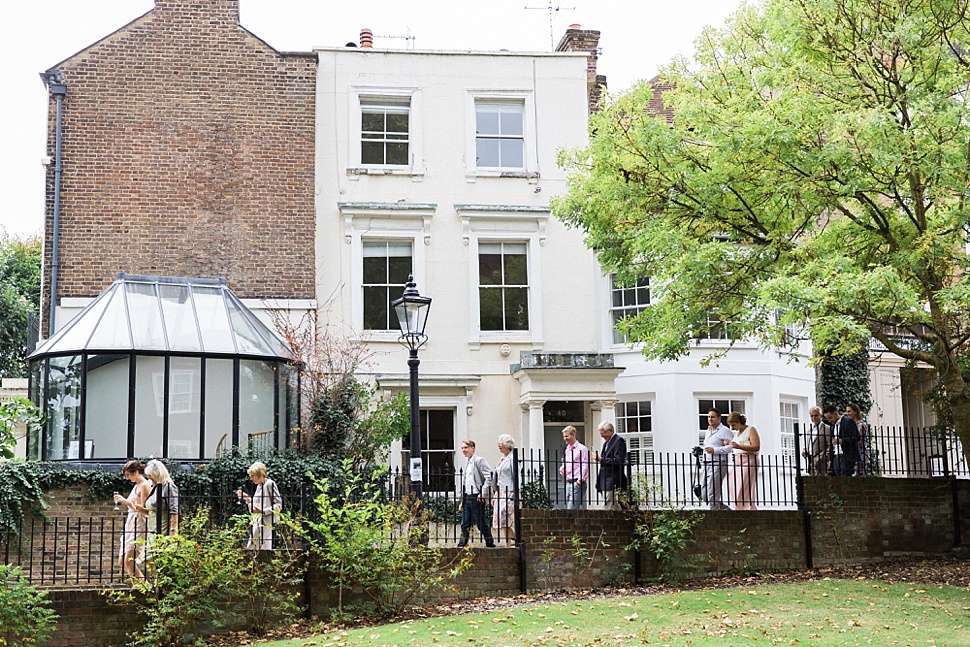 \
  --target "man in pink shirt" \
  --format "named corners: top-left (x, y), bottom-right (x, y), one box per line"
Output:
top-left (559, 426), bottom-right (589, 509)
